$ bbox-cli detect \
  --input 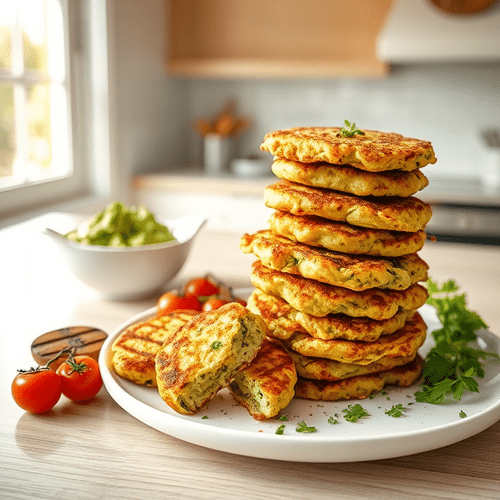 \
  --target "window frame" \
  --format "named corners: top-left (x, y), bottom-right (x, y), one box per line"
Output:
top-left (0, 0), bottom-right (114, 223)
